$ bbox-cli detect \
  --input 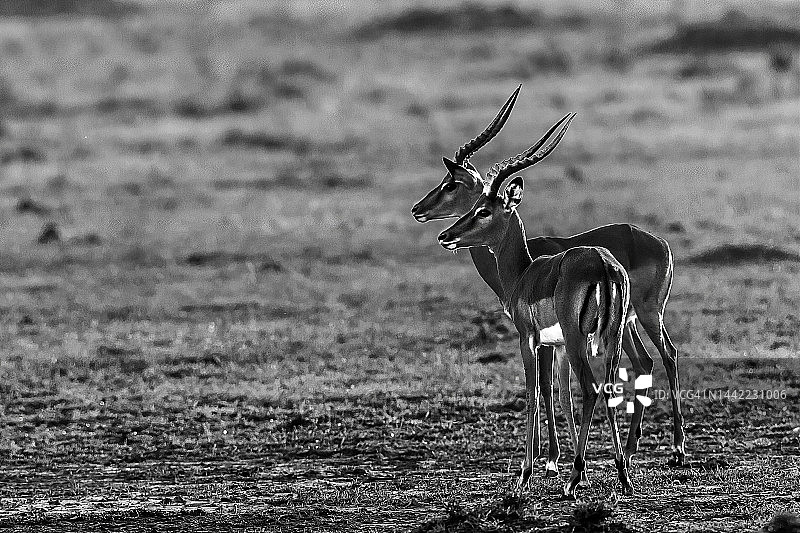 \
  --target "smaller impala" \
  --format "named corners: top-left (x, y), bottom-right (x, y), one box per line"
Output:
top-left (437, 128), bottom-right (634, 497)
